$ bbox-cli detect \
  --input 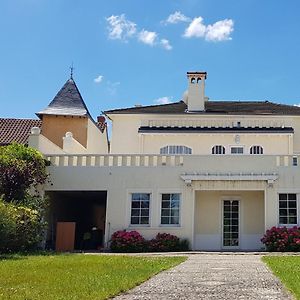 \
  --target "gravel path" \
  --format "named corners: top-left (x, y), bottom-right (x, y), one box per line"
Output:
top-left (113, 254), bottom-right (293, 300)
